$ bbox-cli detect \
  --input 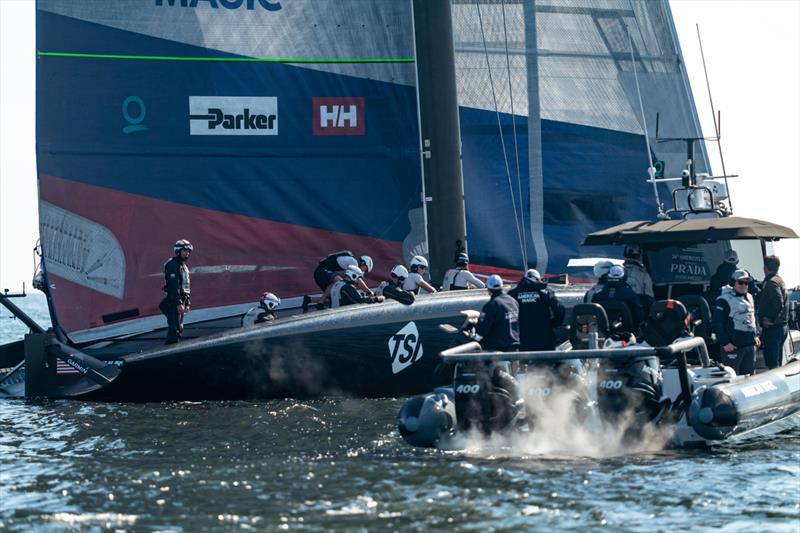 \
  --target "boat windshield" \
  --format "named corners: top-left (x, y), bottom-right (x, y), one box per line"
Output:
top-left (646, 239), bottom-right (765, 287)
